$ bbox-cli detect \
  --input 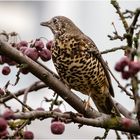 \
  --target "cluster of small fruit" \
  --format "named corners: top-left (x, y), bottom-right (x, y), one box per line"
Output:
top-left (115, 57), bottom-right (140, 79)
top-left (0, 39), bottom-right (53, 75)
top-left (0, 108), bottom-right (34, 139)
top-left (0, 107), bottom-right (65, 138)
top-left (36, 107), bottom-right (66, 135)
top-left (36, 106), bottom-right (65, 135)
